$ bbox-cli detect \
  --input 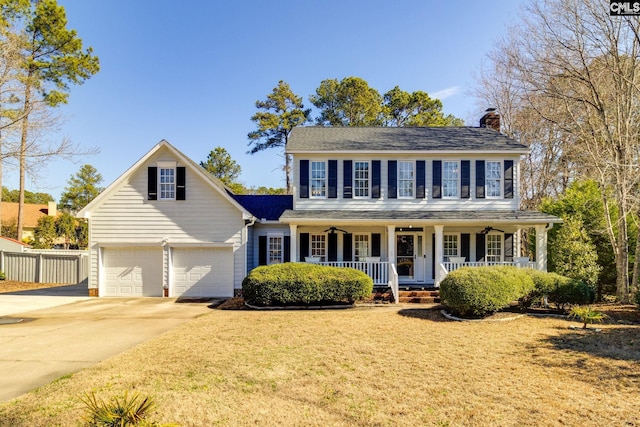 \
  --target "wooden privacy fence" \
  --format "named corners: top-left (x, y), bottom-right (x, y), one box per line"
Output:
top-left (0, 250), bottom-right (89, 285)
